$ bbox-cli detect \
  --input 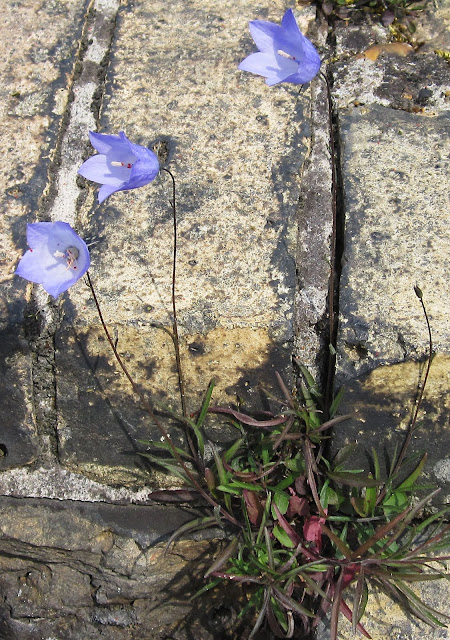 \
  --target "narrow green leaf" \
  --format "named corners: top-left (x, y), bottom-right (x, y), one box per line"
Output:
top-left (183, 415), bottom-right (205, 459)
top-left (351, 496), bottom-right (368, 518)
top-left (273, 524), bottom-right (295, 549)
top-left (392, 579), bottom-right (450, 626)
top-left (275, 472), bottom-right (301, 491)
top-left (297, 363), bottom-right (322, 399)
top-left (351, 507), bottom-right (410, 560)
top-left (272, 587), bottom-right (315, 617)
top-left (248, 588), bottom-right (270, 640)
top-left (196, 378), bottom-right (216, 429)
top-left (321, 524), bottom-right (352, 560)
top-left (383, 490), bottom-right (409, 515)
top-left (371, 447), bottom-right (380, 482)
top-left (264, 527), bottom-right (275, 571)
top-left (364, 481), bottom-right (377, 517)
top-left (256, 492), bottom-right (272, 546)
top-left (211, 443), bottom-right (232, 511)
top-left (396, 453), bottom-right (427, 491)
top-left (164, 516), bottom-right (219, 553)
top-left (328, 471), bottom-right (381, 488)
top-left (139, 453), bottom-right (193, 484)
top-left (329, 385), bottom-right (345, 417)
top-left (223, 437), bottom-right (244, 462)
top-left (190, 577), bottom-right (223, 600)
top-left (300, 383), bottom-right (321, 429)
top-left (352, 571), bottom-right (368, 634)
top-left (222, 480), bottom-right (263, 491)
top-left (138, 440), bottom-right (193, 460)
top-left (216, 484), bottom-right (241, 495)
top-left (333, 443), bottom-right (359, 470)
